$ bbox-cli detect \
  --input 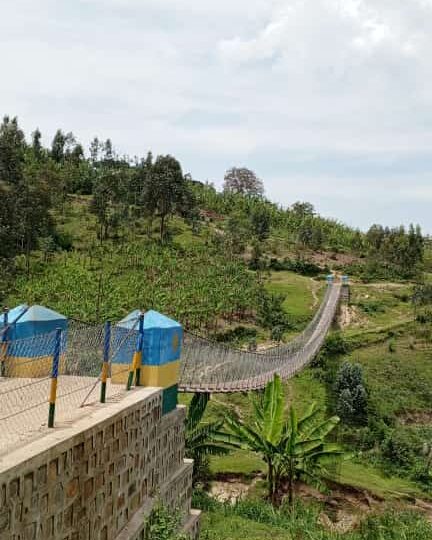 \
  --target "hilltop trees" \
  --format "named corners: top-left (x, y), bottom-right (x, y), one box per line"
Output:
top-left (90, 167), bottom-right (128, 240)
top-left (365, 224), bottom-right (423, 278)
top-left (0, 115), bottom-right (426, 293)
